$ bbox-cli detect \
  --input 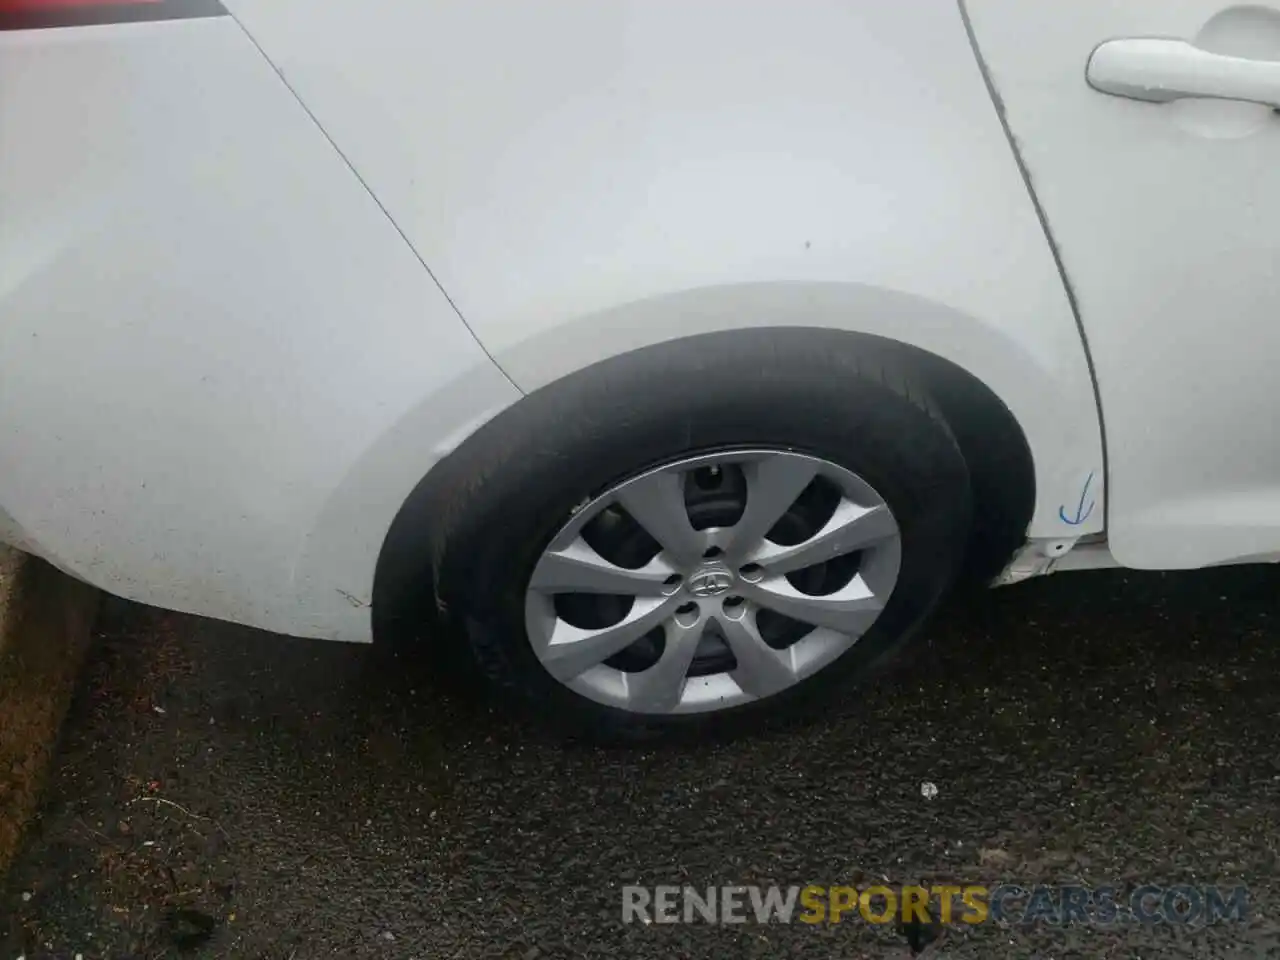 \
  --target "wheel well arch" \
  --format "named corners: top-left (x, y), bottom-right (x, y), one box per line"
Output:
top-left (371, 328), bottom-right (1035, 640)
top-left (889, 336), bottom-right (1036, 583)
